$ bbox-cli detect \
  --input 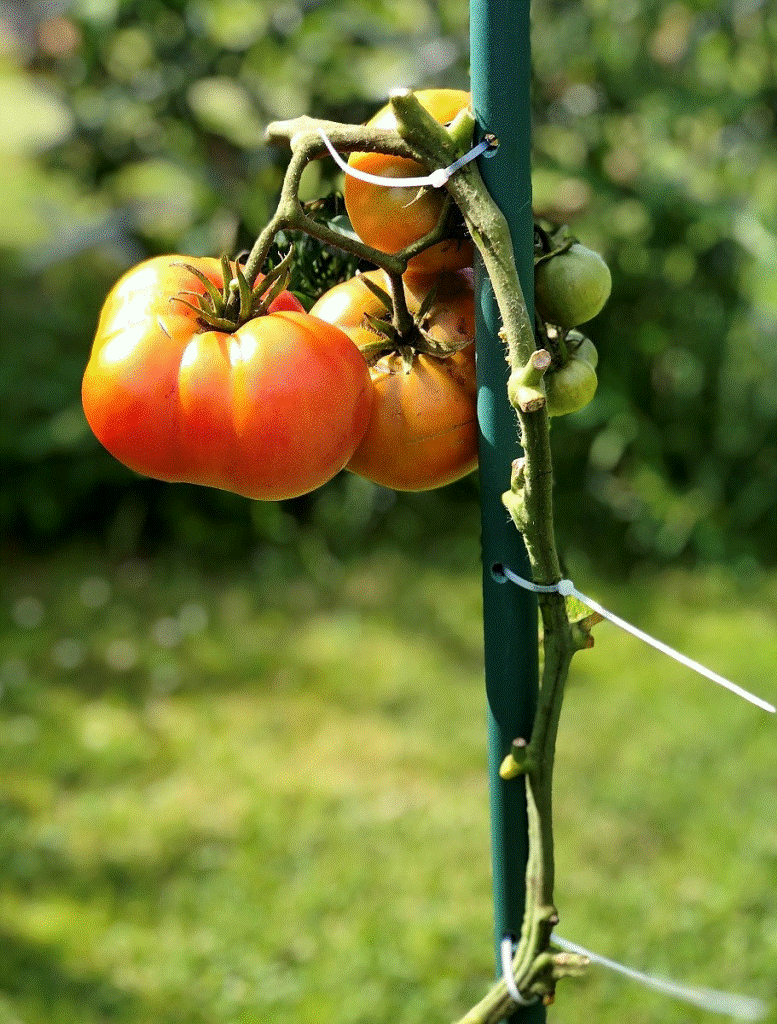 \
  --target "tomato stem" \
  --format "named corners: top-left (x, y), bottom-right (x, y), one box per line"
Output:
top-left (241, 125), bottom-right (411, 299)
top-left (534, 224), bottom-right (577, 267)
top-left (507, 349), bottom-right (551, 413)
top-left (385, 271), bottom-right (416, 338)
top-left (253, 118), bottom-right (476, 298)
top-left (386, 89), bottom-right (585, 1016)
